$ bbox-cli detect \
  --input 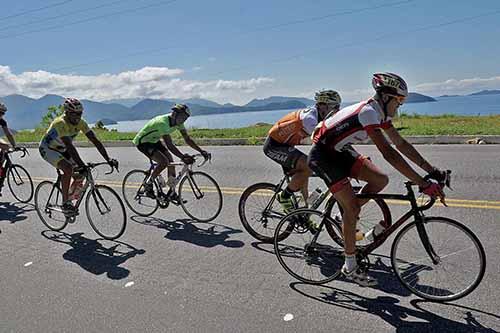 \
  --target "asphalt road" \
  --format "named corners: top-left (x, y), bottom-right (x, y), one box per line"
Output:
top-left (1, 145), bottom-right (499, 333)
